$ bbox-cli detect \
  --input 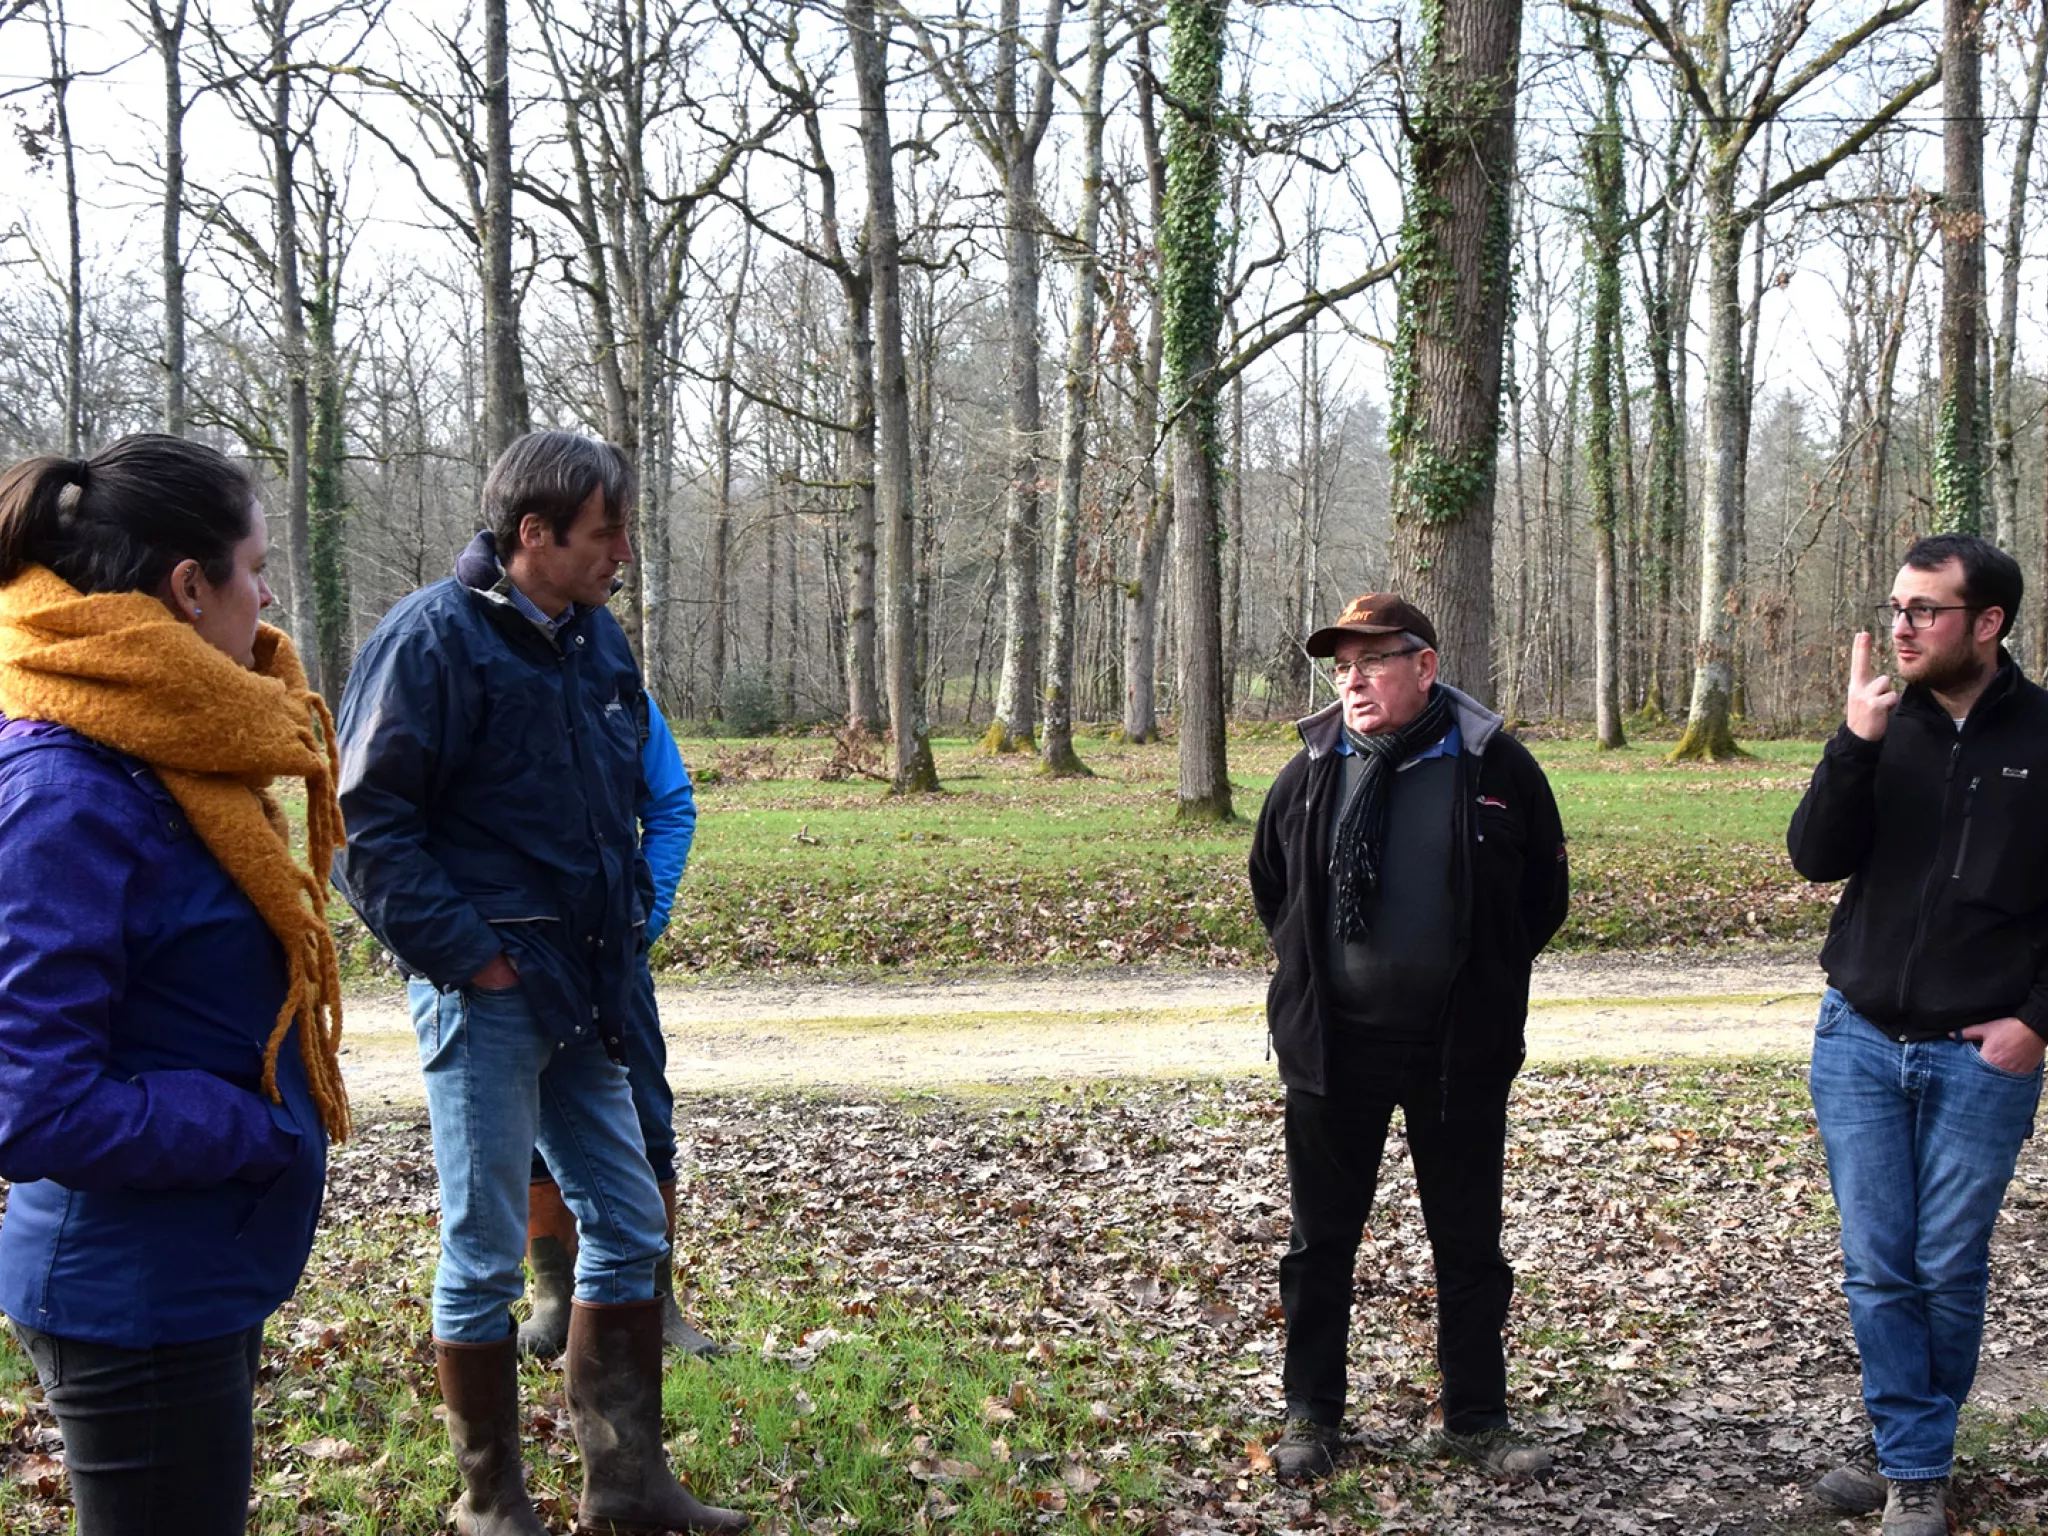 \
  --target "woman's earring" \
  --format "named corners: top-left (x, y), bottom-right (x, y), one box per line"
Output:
top-left (192, 607), bottom-right (203, 617)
